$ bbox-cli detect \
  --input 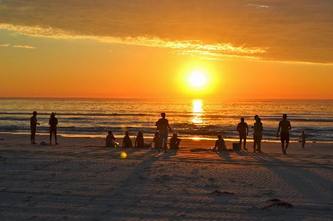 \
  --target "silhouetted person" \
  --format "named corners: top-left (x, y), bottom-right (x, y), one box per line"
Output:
top-left (153, 131), bottom-right (162, 152)
top-left (253, 115), bottom-right (263, 153)
top-left (156, 113), bottom-right (172, 152)
top-left (30, 111), bottom-right (39, 144)
top-left (122, 131), bottom-right (133, 148)
top-left (237, 117), bottom-right (248, 150)
top-left (300, 130), bottom-right (306, 149)
top-left (213, 134), bottom-right (226, 152)
top-left (49, 112), bottom-right (58, 145)
top-left (170, 133), bottom-right (181, 150)
top-left (277, 114), bottom-right (292, 155)
top-left (106, 131), bottom-right (116, 147)
top-left (135, 131), bottom-right (144, 148)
